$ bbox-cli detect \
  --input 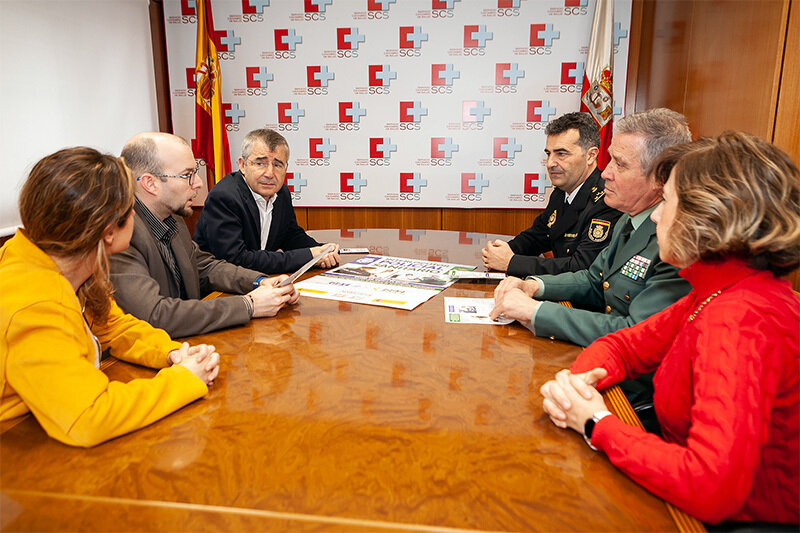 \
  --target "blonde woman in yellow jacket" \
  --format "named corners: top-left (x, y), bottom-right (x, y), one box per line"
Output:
top-left (0, 147), bottom-right (219, 447)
